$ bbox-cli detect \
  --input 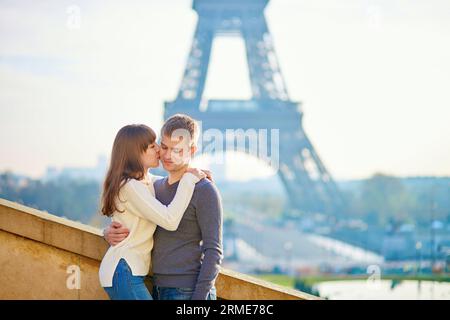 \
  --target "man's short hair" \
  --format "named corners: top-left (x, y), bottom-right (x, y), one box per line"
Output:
top-left (161, 114), bottom-right (199, 145)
